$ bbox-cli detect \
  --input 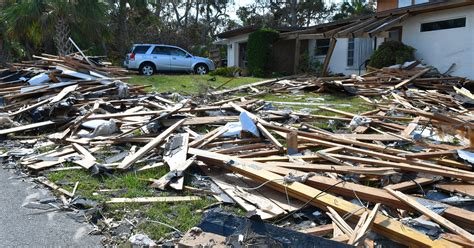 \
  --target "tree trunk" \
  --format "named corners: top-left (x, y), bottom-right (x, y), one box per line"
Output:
top-left (54, 16), bottom-right (73, 56)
